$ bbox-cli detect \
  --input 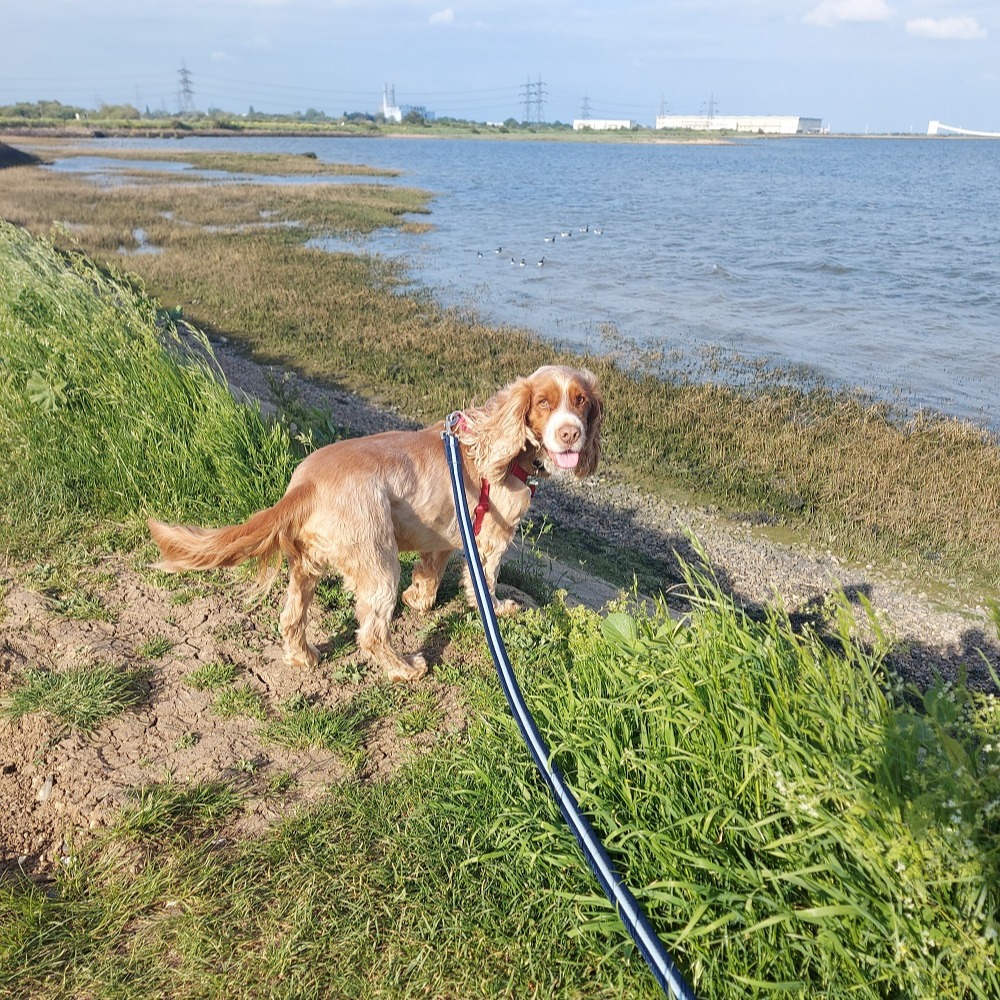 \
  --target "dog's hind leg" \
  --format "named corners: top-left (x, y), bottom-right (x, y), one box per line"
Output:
top-left (280, 555), bottom-right (321, 668)
top-left (401, 549), bottom-right (452, 612)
